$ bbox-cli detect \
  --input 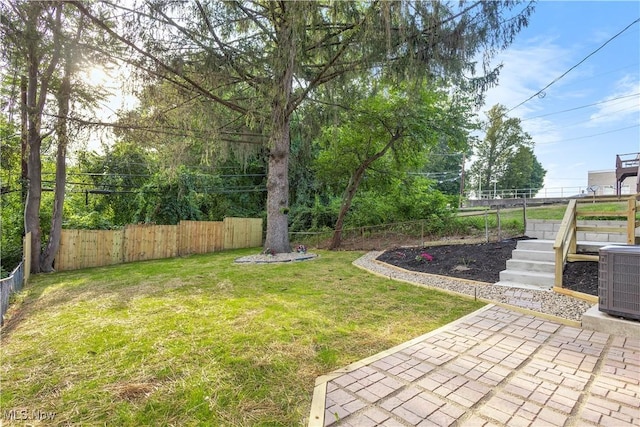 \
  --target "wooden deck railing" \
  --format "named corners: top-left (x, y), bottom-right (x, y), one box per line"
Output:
top-left (554, 200), bottom-right (577, 288)
top-left (553, 195), bottom-right (639, 288)
top-left (616, 153), bottom-right (640, 195)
